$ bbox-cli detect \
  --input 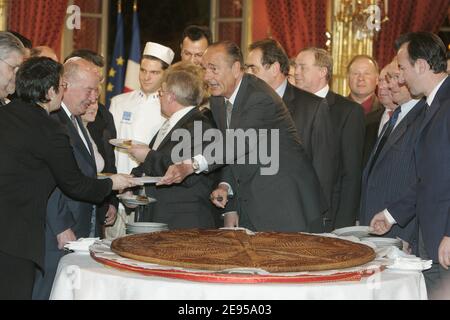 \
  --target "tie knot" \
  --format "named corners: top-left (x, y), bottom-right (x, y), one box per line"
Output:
top-left (387, 110), bottom-right (394, 118)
